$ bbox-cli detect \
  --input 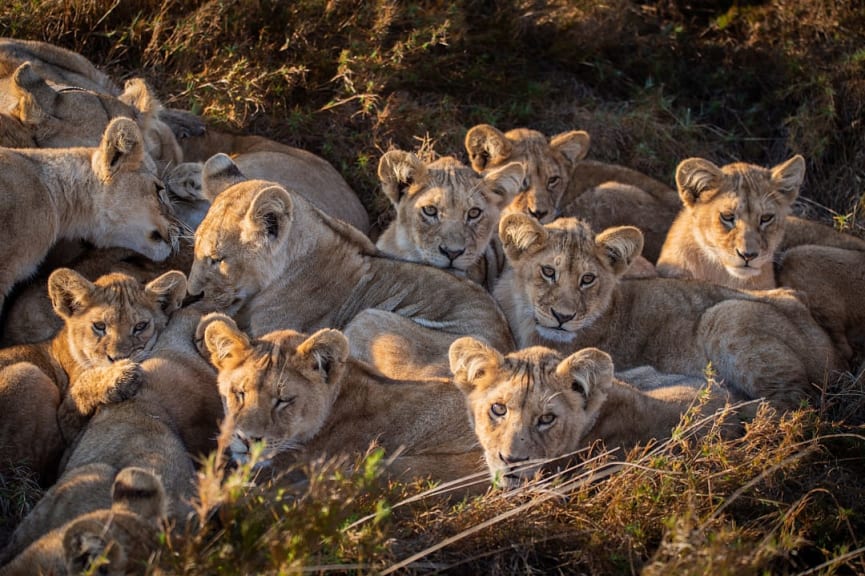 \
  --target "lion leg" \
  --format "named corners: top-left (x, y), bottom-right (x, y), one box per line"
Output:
top-left (58, 360), bottom-right (142, 442)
